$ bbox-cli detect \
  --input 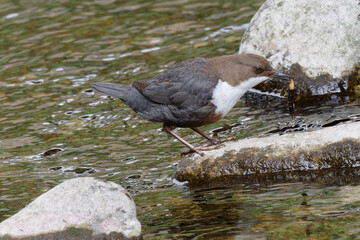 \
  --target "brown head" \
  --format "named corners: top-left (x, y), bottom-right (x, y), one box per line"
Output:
top-left (208, 53), bottom-right (290, 87)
